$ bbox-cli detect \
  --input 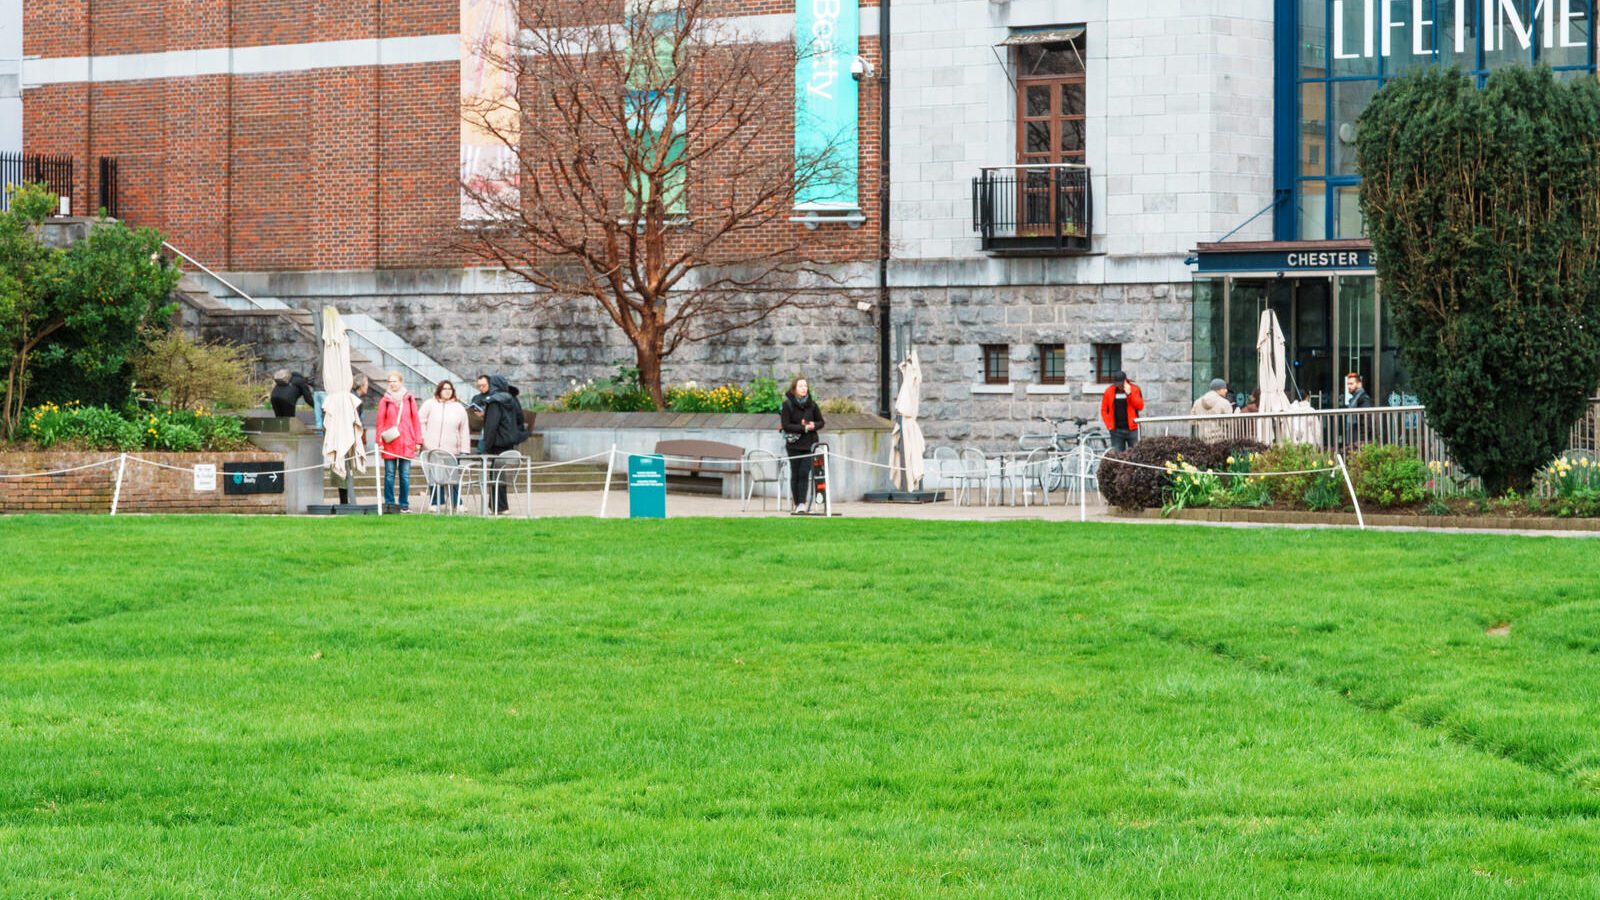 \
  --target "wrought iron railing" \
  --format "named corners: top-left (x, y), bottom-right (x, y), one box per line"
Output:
top-left (98, 157), bottom-right (121, 219)
top-left (0, 152), bottom-right (74, 212)
top-left (972, 164), bottom-right (1092, 253)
